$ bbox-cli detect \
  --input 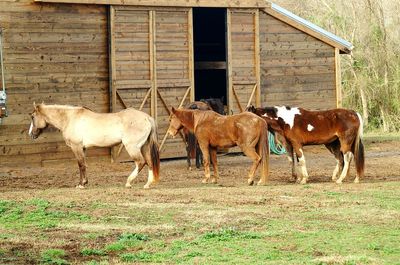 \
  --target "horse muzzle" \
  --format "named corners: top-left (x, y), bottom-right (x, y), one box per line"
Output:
top-left (167, 128), bottom-right (178, 138)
